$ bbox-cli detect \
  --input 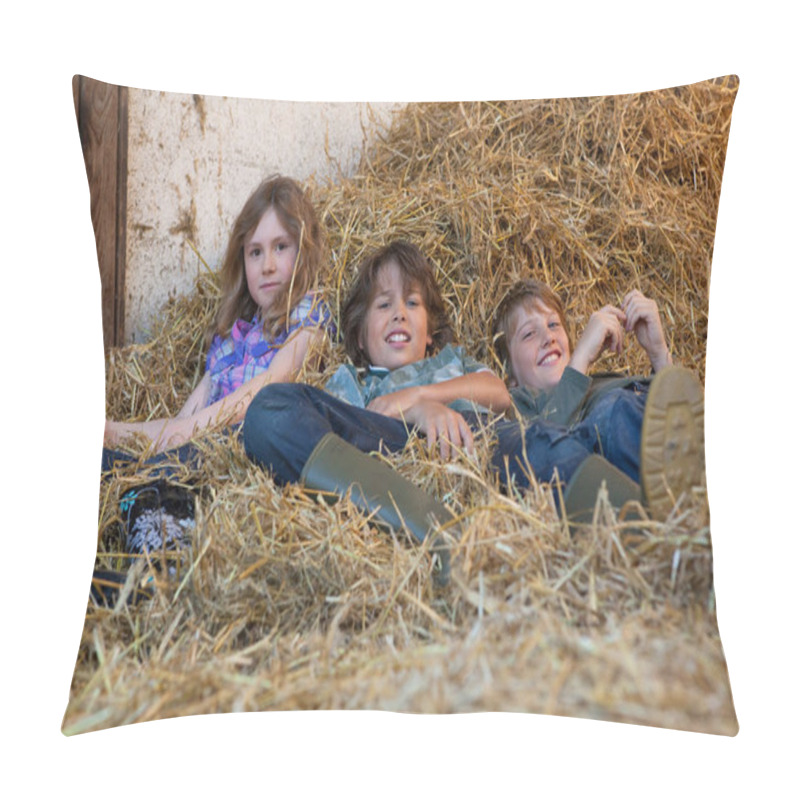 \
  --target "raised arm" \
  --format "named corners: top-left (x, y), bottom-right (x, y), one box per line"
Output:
top-left (569, 305), bottom-right (627, 375)
top-left (104, 327), bottom-right (324, 452)
top-left (621, 289), bottom-right (672, 372)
